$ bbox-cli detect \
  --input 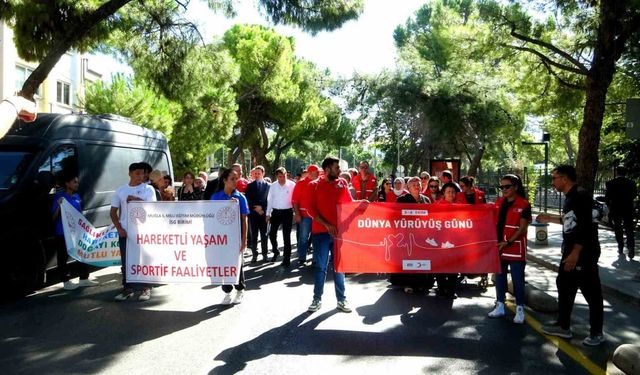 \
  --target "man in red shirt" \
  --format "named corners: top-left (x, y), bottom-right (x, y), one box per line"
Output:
top-left (306, 157), bottom-right (355, 314)
top-left (292, 164), bottom-right (320, 266)
top-left (352, 160), bottom-right (377, 201)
